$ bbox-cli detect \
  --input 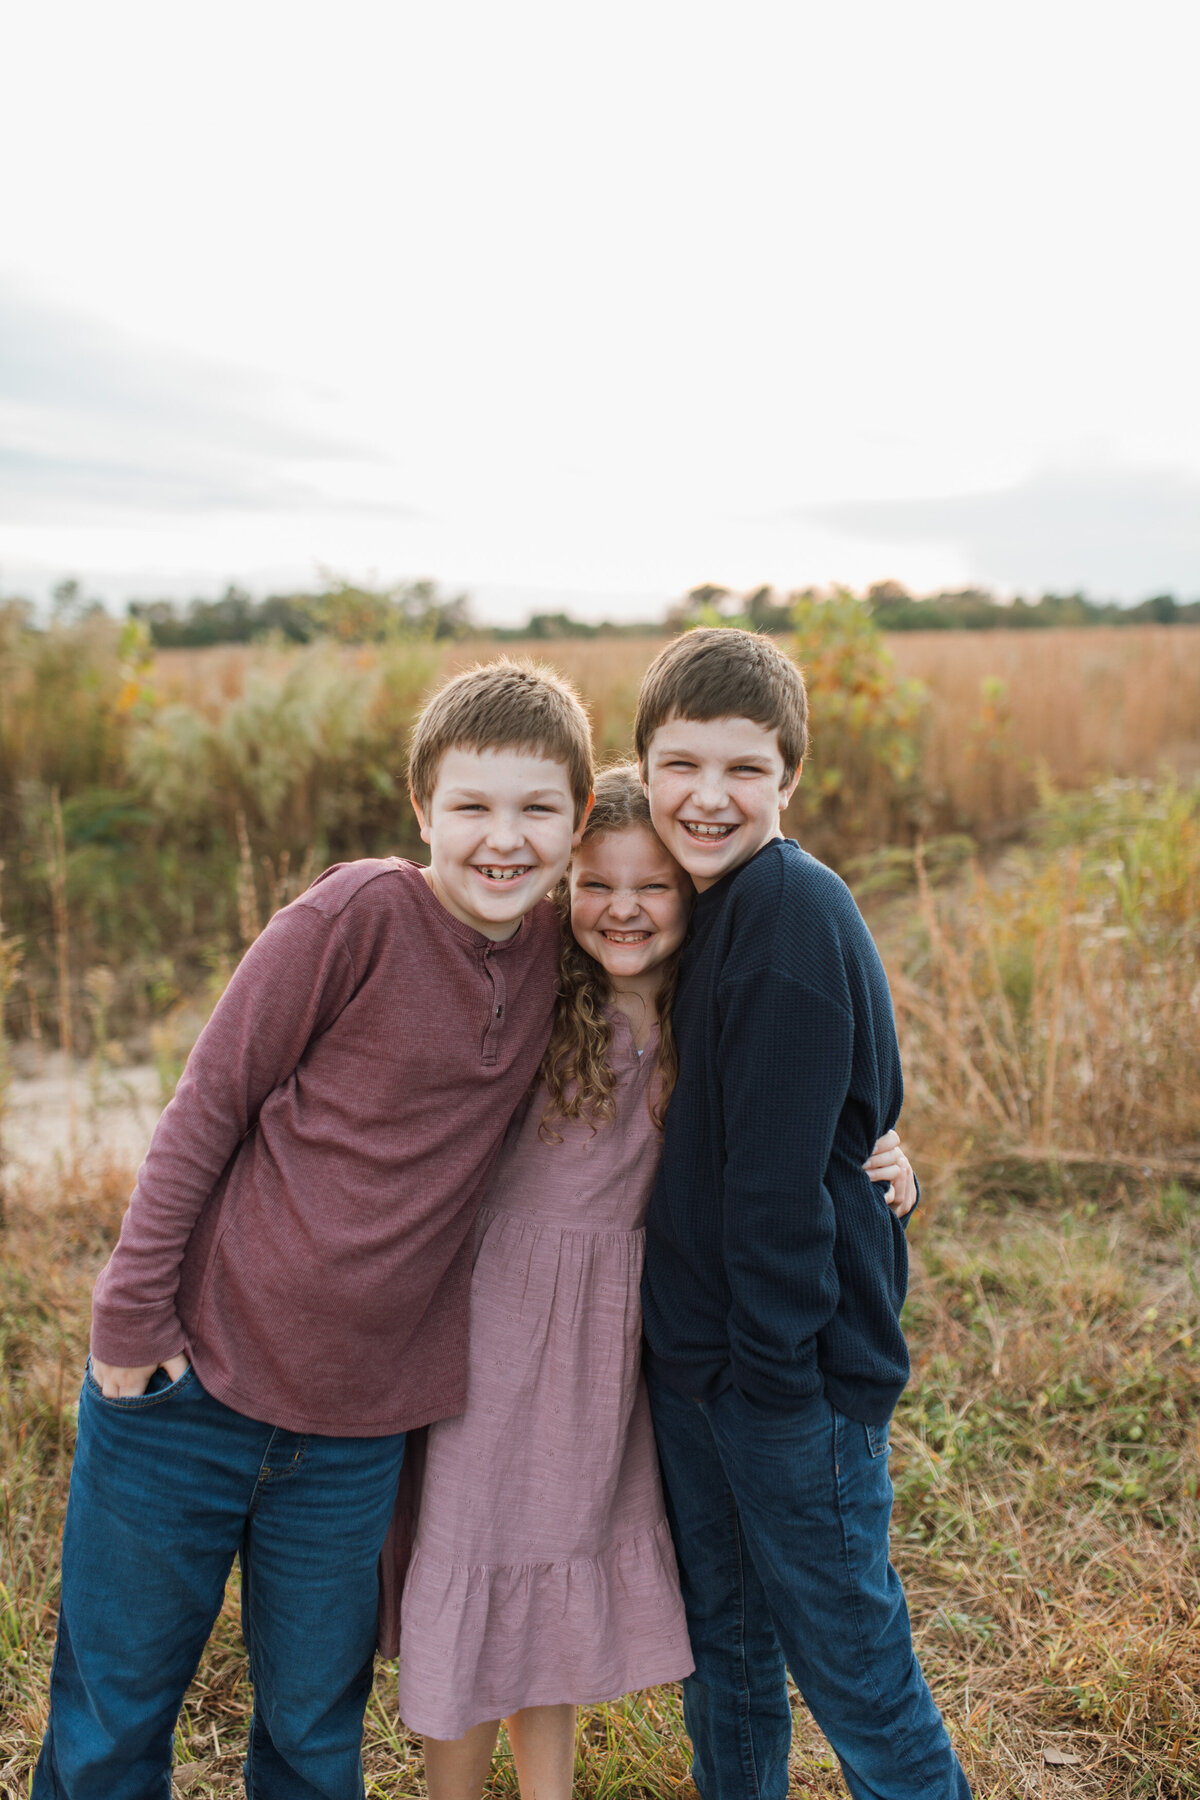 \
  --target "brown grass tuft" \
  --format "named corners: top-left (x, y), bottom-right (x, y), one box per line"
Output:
top-left (1, 1156), bottom-right (1197, 1797)
top-left (888, 777), bottom-right (1200, 1184)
